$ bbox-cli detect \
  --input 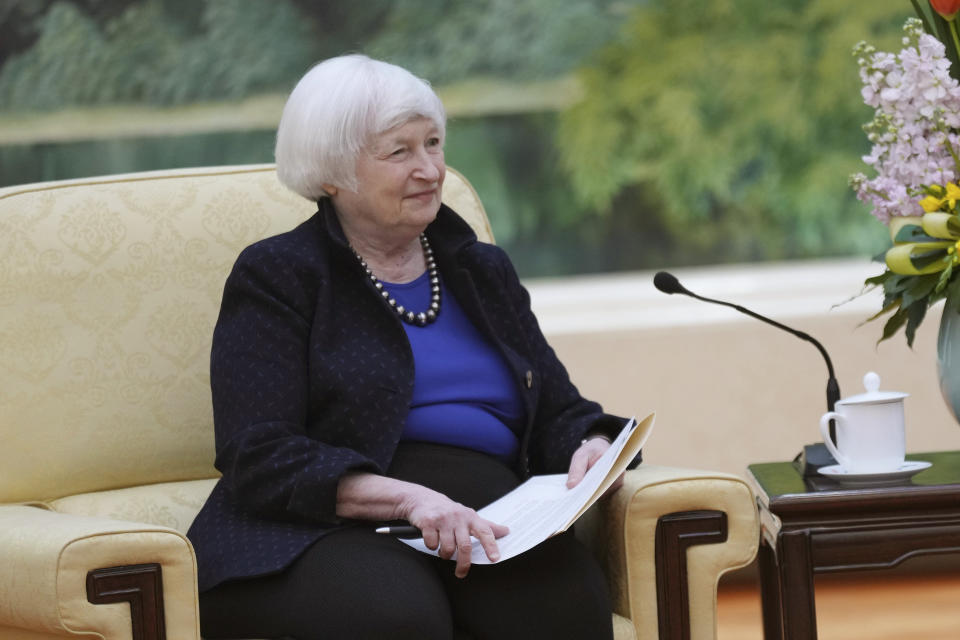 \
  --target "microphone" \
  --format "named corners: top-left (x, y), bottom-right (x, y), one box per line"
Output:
top-left (653, 271), bottom-right (840, 476)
